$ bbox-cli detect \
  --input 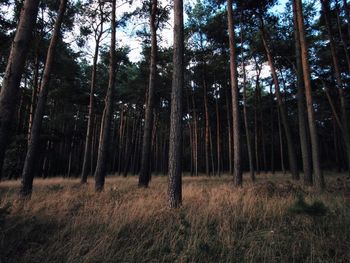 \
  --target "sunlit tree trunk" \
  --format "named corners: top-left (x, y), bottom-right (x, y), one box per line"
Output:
top-left (296, 0), bottom-right (325, 189)
top-left (293, 0), bottom-right (312, 185)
